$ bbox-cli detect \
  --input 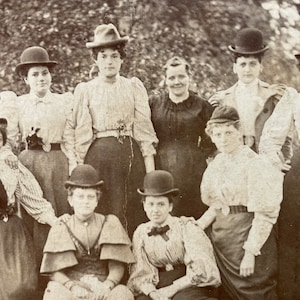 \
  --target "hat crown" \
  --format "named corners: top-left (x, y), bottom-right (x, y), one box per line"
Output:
top-left (209, 105), bottom-right (240, 123)
top-left (139, 170), bottom-right (179, 196)
top-left (229, 28), bottom-right (268, 55)
top-left (86, 23), bottom-right (129, 49)
top-left (20, 46), bottom-right (51, 64)
top-left (66, 165), bottom-right (103, 188)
